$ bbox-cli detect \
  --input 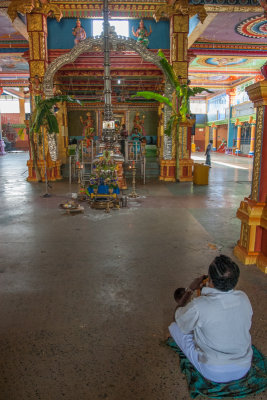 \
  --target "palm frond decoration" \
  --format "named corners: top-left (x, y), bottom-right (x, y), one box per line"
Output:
top-left (165, 115), bottom-right (178, 137)
top-left (30, 95), bottom-right (81, 135)
top-left (188, 87), bottom-right (213, 96)
top-left (158, 49), bottom-right (180, 89)
top-left (132, 50), bottom-right (212, 141)
top-left (17, 128), bottom-right (25, 141)
top-left (132, 91), bottom-right (173, 109)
